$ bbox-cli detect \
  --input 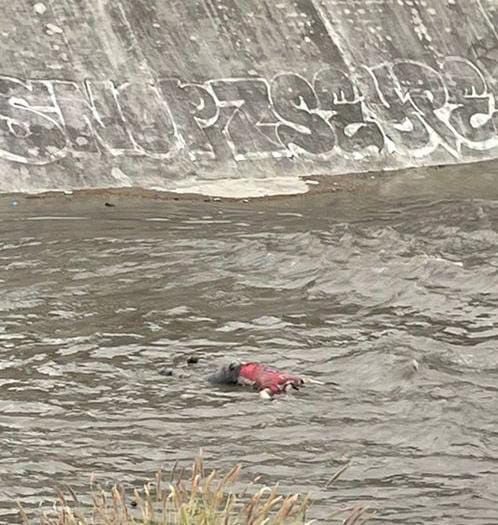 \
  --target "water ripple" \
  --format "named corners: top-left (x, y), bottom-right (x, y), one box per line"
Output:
top-left (0, 183), bottom-right (498, 523)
